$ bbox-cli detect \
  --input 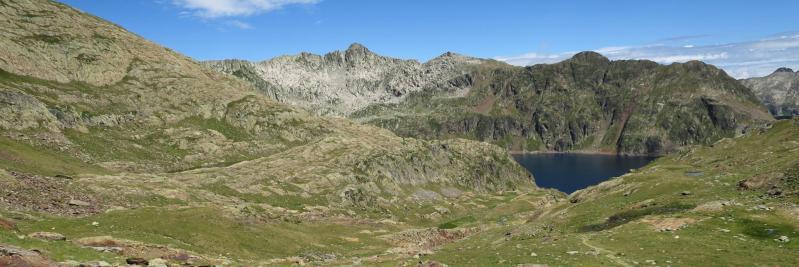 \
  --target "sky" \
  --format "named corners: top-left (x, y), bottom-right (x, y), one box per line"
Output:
top-left (57, 0), bottom-right (799, 78)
